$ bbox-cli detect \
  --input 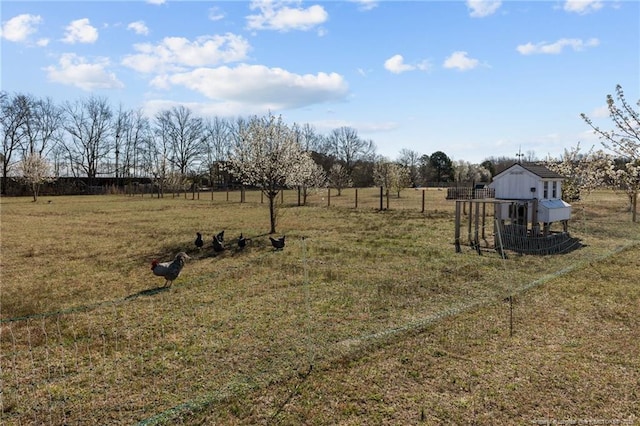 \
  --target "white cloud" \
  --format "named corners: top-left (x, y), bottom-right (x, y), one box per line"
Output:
top-left (146, 0), bottom-right (166, 4)
top-left (127, 21), bottom-right (149, 36)
top-left (384, 55), bottom-right (414, 74)
top-left (1, 14), bottom-right (42, 43)
top-left (351, 0), bottom-right (378, 12)
top-left (384, 54), bottom-right (431, 74)
top-left (310, 119), bottom-right (398, 134)
top-left (466, 0), bottom-right (502, 17)
top-left (247, 1), bottom-right (328, 32)
top-left (208, 7), bottom-right (225, 21)
top-left (44, 53), bottom-right (124, 91)
top-left (36, 38), bottom-right (50, 47)
top-left (564, 0), bottom-right (604, 14)
top-left (62, 18), bottom-right (98, 44)
top-left (443, 51), bottom-right (480, 71)
top-left (516, 38), bottom-right (599, 55)
top-left (155, 64), bottom-right (349, 110)
top-left (122, 33), bottom-right (251, 73)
